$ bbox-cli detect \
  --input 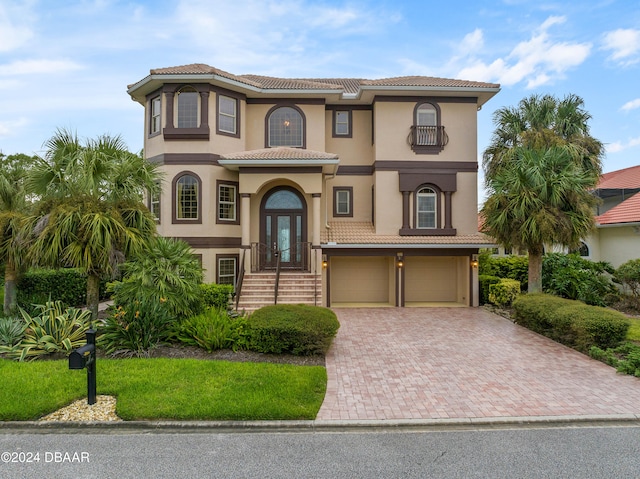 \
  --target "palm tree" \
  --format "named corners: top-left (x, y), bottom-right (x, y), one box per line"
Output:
top-left (481, 94), bottom-right (604, 293)
top-left (26, 129), bottom-right (162, 320)
top-left (0, 169), bottom-right (30, 315)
